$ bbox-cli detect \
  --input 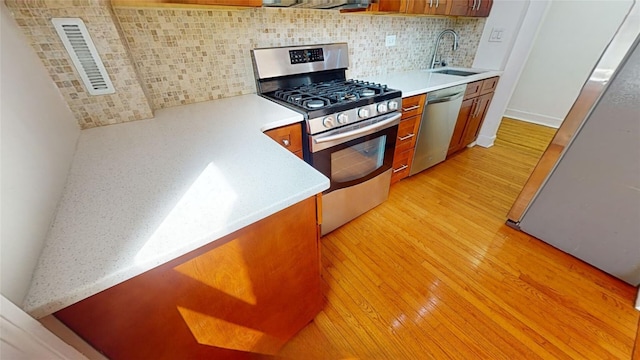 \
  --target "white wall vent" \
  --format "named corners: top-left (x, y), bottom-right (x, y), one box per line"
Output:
top-left (51, 18), bottom-right (115, 96)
